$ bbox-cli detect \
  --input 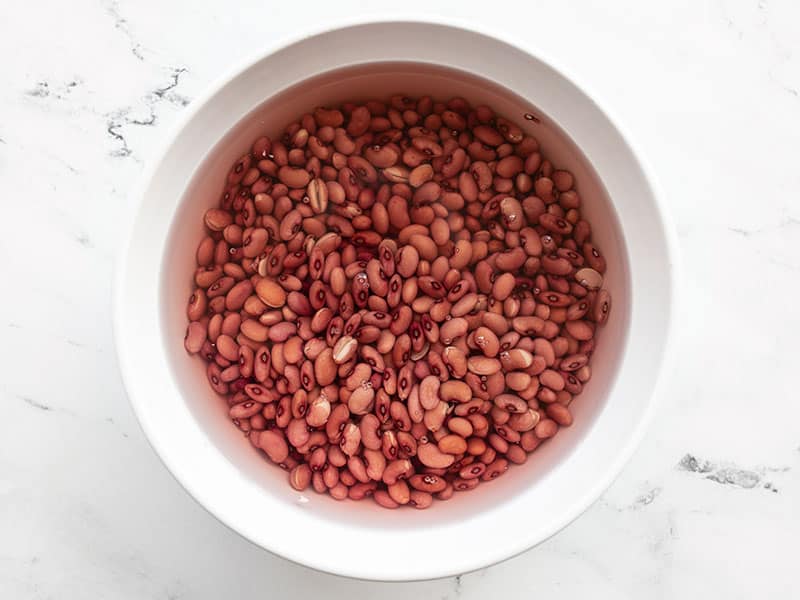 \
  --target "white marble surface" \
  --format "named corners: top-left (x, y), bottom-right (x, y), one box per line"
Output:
top-left (1, 0), bottom-right (798, 597)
